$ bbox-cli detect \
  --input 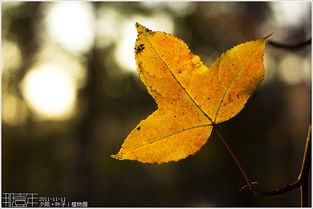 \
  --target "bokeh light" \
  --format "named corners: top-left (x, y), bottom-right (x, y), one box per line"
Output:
top-left (3, 92), bottom-right (28, 126)
top-left (278, 54), bottom-right (311, 85)
top-left (140, 2), bottom-right (196, 17)
top-left (165, 2), bottom-right (196, 16)
top-left (96, 6), bottom-right (122, 48)
top-left (34, 44), bottom-right (87, 89)
top-left (3, 40), bottom-right (22, 72)
top-left (271, 2), bottom-right (310, 27)
top-left (20, 64), bottom-right (76, 120)
top-left (45, 2), bottom-right (95, 53)
top-left (2, 2), bottom-right (23, 9)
